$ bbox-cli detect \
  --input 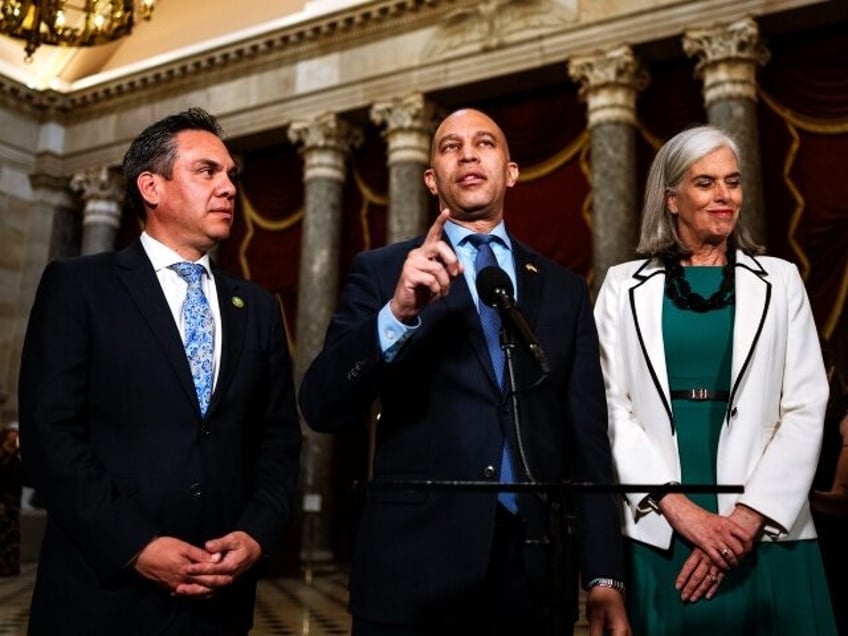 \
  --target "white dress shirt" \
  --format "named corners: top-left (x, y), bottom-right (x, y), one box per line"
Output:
top-left (139, 232), bottom-right (223, 389)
